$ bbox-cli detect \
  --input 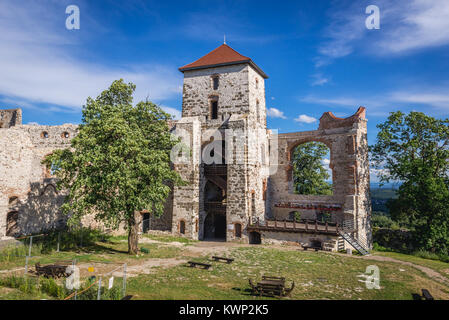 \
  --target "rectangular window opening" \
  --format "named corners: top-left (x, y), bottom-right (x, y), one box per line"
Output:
top-left (211, 100), bottom-right (218, 120)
